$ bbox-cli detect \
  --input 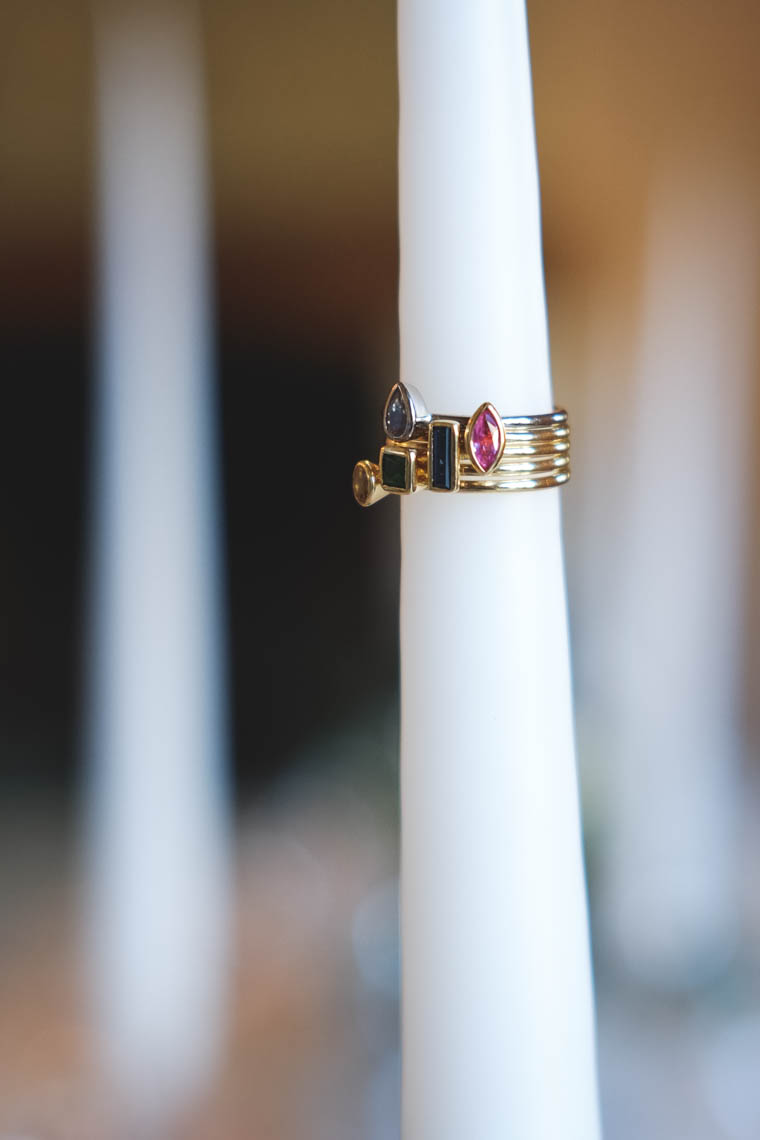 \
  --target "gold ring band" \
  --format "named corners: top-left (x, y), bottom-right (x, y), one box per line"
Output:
top-left (352, 382), bottom-right (571, 507)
